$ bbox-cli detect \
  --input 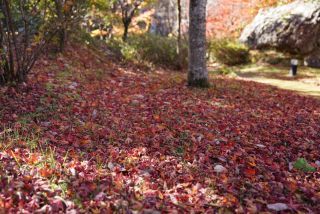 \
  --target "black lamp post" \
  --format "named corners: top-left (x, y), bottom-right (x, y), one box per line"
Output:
top-left (290, 59), bottom-right (298, 76)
